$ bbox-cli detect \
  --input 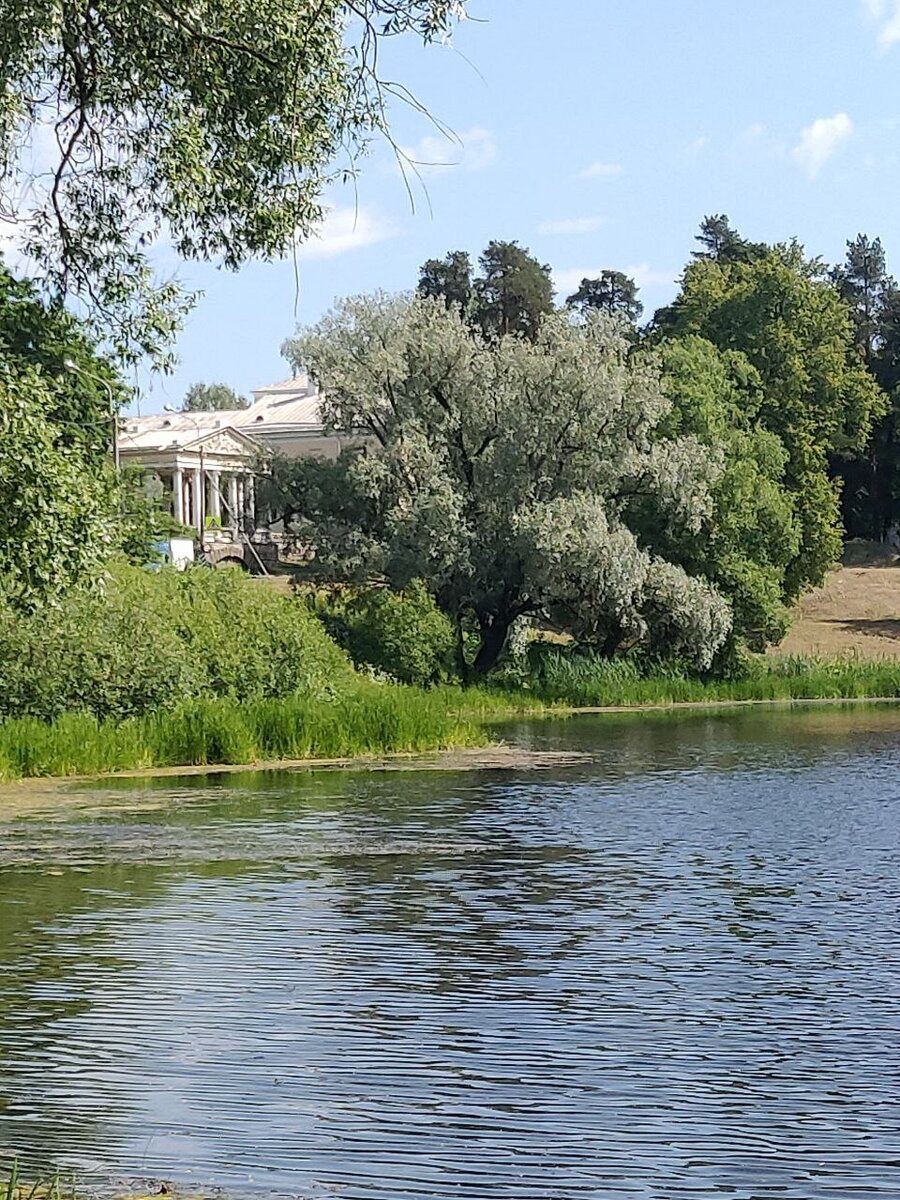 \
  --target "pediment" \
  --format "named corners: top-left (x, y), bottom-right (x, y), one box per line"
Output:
top-left (191, 427), bottom-right (260, 457)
